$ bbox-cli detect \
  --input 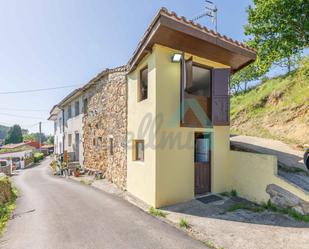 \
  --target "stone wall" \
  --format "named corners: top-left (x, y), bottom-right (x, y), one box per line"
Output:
top-left (83, 67), bottom-right (127, 189)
